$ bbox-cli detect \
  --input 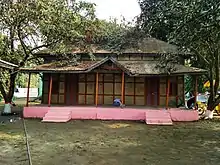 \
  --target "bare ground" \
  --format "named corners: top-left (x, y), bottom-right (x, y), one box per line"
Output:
top-left (1, 119), bottom-right (220, 165)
